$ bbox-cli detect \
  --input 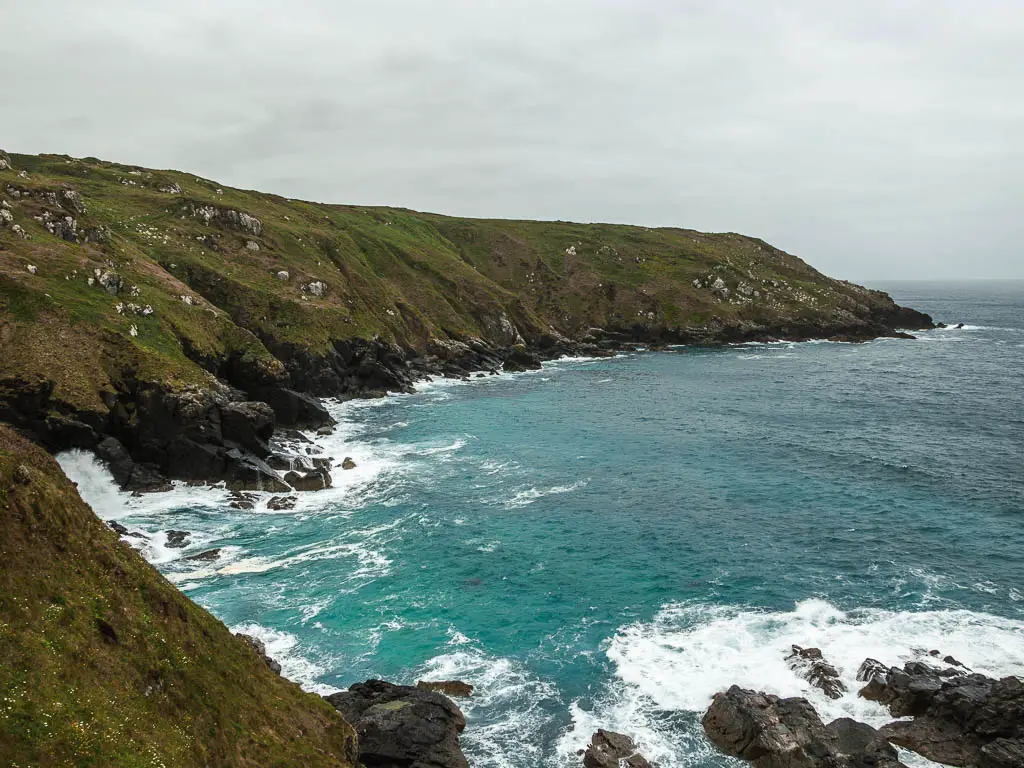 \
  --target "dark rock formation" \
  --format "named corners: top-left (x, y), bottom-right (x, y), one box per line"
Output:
top-left (235, 632), bottom-right (282, 675)
top-left (341, 457), bottom-right (356, 470)
top-left (107, 520), bottom-right (147, 539)
top-left (324, 679), bottom-right (469, 768)
top-left (582, 729), bottom-right (652, 768)
top-left (702, 685), bottom-right (905, 768)
top-left (787, 645), bottom-right (846, 699)
top-left (502, 344), bottom-right (543, 372)
top-left (284, 467), bottom-right (331, 491)
top-left (220, 401), bottom-right (275, 458)
top-left (863, 662), bottom-right (1024, 767)
top-left (165, 530), bottom-right (190, 548)
top-left (266, 495), bottom-right (297, 511)
top-left (416, 680), bottom-right (474, 698)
